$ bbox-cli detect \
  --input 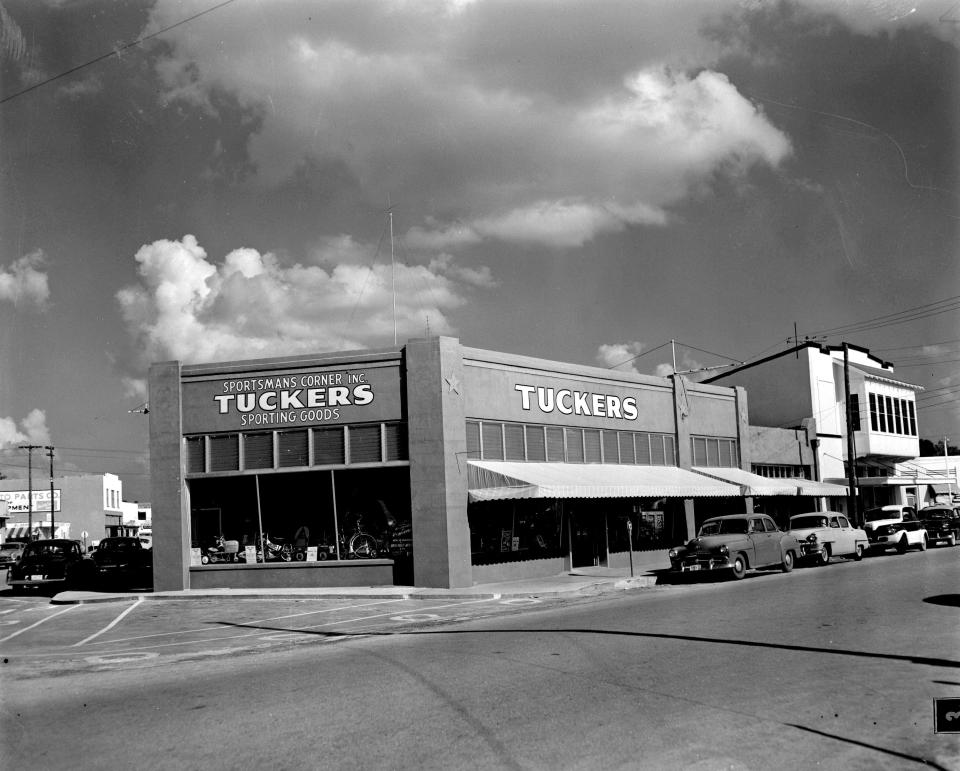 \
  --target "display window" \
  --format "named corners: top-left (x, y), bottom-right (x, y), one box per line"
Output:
top-left (187, 467), bottom-right (412, 575)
